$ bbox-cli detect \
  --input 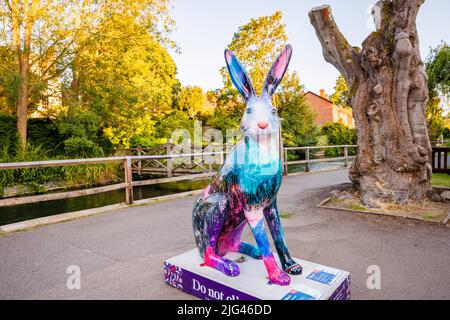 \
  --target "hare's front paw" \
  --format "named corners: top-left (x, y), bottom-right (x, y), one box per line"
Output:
top-left (268, 269), bottom-right (291, 286)
top-left (223, 260), bottom-right (240, 277)
top-left (284, 260), bottom-right (303, 275)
